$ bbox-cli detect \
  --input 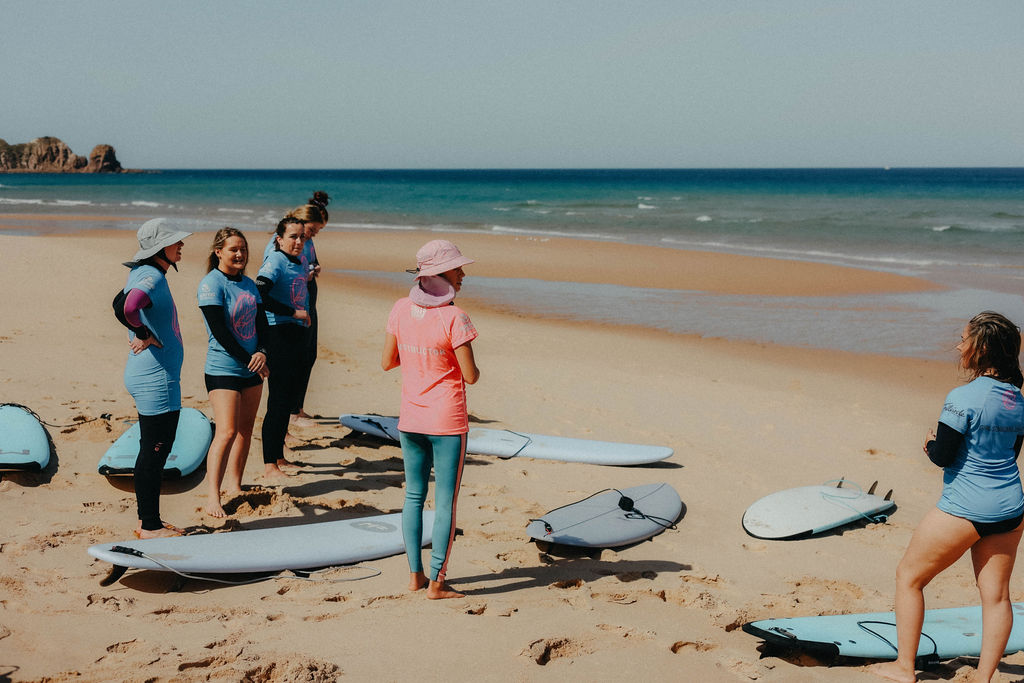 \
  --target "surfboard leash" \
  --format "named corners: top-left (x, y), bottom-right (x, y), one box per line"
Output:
top-left (855, 619), bottom-right (939, 664)
top-left (528, 488), bottom-right (678, 536)
top-left (106, 545), bottom-right (383, 587)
